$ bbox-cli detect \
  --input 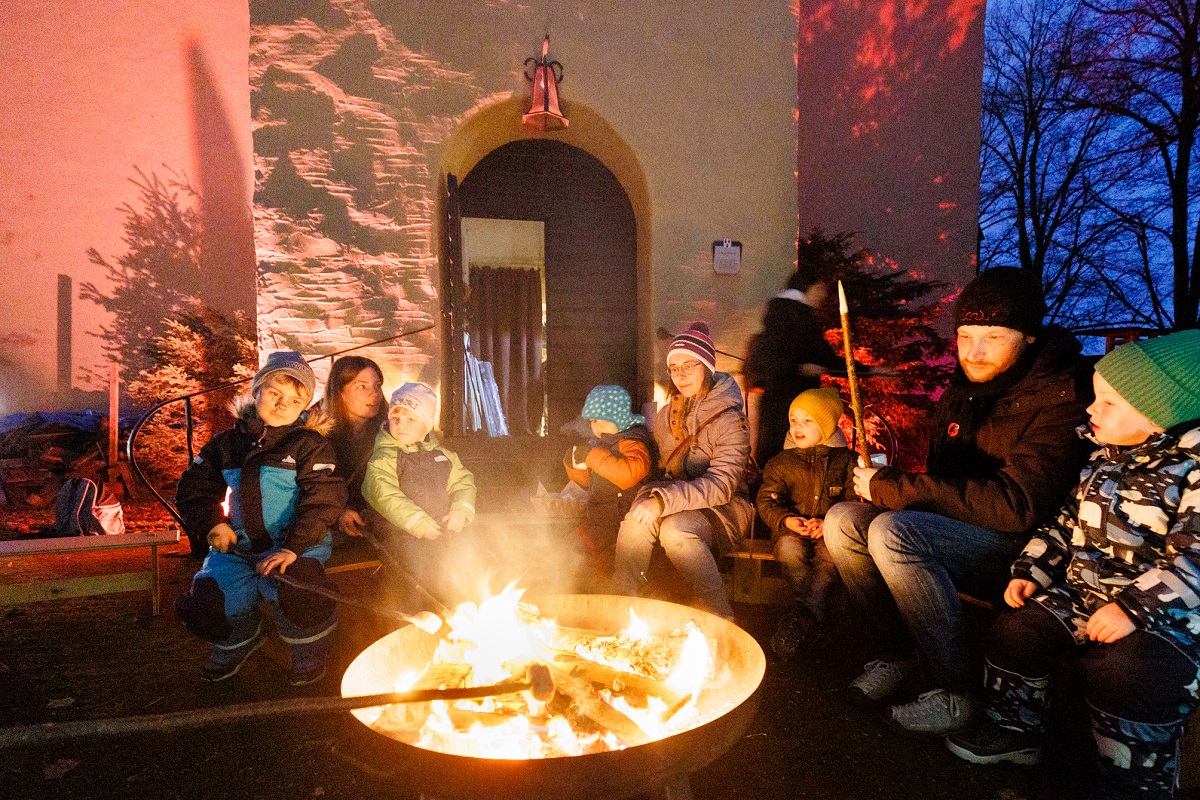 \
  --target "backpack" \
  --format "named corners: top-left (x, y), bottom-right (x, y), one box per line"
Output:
top-left (54, 477), bottom-right (126, 537)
